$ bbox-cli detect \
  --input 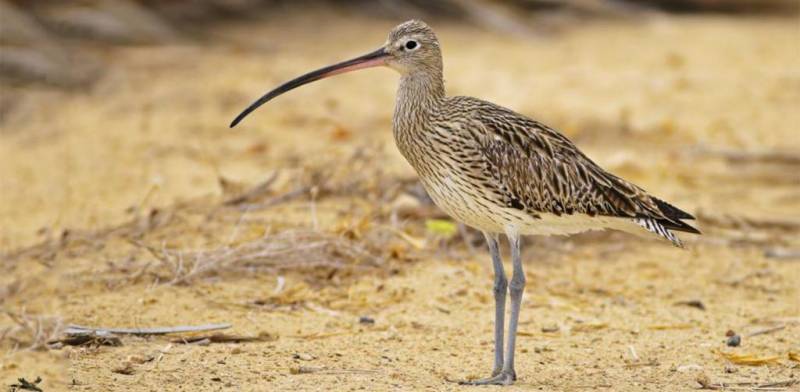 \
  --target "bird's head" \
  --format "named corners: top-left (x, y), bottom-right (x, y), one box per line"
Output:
top-left (230, 20), bottom-right (441, 128)
top-left (382, 20), bottom-right (442, 76)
